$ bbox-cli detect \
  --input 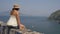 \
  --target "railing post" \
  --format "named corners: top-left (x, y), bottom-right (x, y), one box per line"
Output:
top-left (0, 24), bottom-right (4, 34)
top-left (5, 27), bottom-right (8, 34)
top-left (0, 24), bottom-right (2, 34)
top-left (10, 29), bottom-right (16, 34)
